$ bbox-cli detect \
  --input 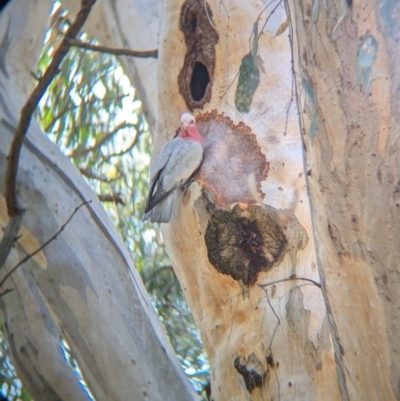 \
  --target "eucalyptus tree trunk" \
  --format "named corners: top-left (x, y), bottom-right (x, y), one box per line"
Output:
top-left (287, 0), bottom-right (400, 400)
top-left (143, 0), bottom-right (400, 399)
top-left (155, 0), bottom-right (339, 400)
top-left (0, 1), bottom-right (196, 401)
